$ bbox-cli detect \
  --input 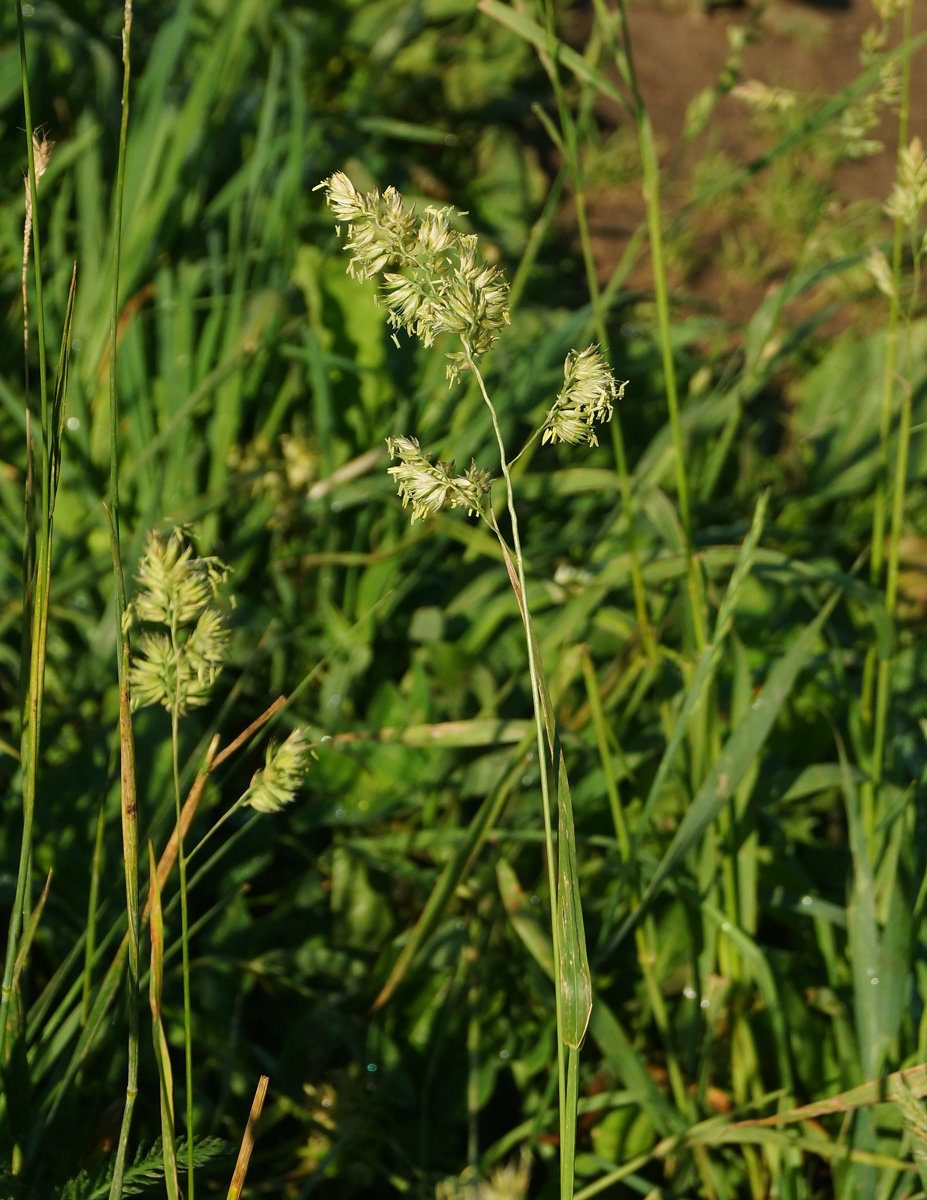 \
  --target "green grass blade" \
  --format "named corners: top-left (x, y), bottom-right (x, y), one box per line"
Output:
top-left (556, 751), bottom-right (591, 1051)
top-left (611, 586), bottom-right (841, 950)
